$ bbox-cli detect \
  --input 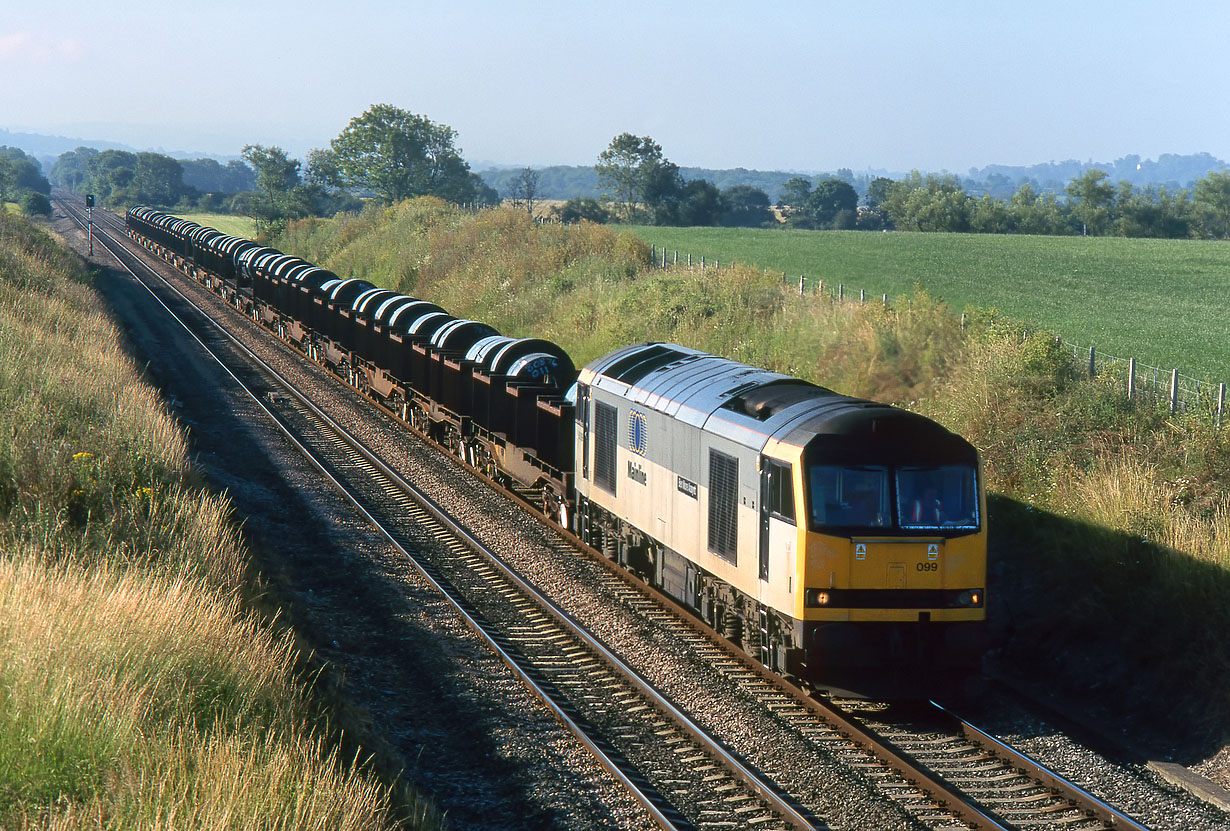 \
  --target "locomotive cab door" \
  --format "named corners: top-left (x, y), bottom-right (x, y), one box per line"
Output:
top-left (759, 457), bottom-right (771, 582)
top-left (578, 383), bottom-right (590, 481)
top-left (758, 456), bottom-right (797, 588)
